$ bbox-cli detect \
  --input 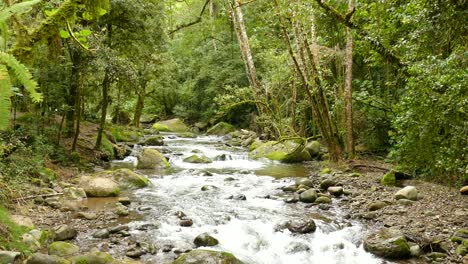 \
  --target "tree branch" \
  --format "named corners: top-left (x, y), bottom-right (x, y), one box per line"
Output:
top-left (169, 0), bottom-right (210, 35)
